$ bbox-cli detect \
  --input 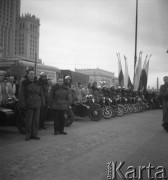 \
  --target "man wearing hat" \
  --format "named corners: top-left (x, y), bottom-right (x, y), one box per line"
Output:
top-left (160, 76), bottom-right (168, 132)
